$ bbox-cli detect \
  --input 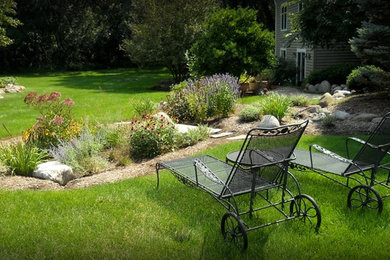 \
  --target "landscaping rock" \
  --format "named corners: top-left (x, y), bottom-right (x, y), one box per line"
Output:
top-left (318, 93), bottom-right (334, 108)
top-left (332, 86), bottom-right (343, 94)
top-left (333, 110), bottom-right (350, 120)
top-left (319, 80), bottom-right (331, 93)
top-left (333, 92), bottom-right (345, 99)
top-left (33, 161), bottom-right (76, 185)
top-left (307, 84), bottom-right (317, 93)
top-left (352, 113), bottom-right (378, 122)
top-left (334, 90), bottom-right (352, 96)
top-left (211, 132), bottom-right (234, 138)
top-left (4, 84), bottom-right (25, 93)
top-left (340, 84), bottom-right (349, 90)
top-left (307, 105), bottom-right (321, 114)
top-left (258, 115), bottom-right (280, 128)
top-left (311, 112), bottom-right (326, 121)
top-left (153, 112), bottom-right (174, 124)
